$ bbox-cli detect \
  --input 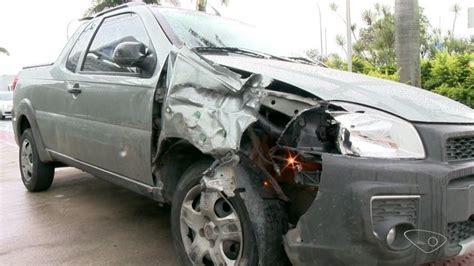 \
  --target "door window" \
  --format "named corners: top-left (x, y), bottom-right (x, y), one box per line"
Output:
top-left (66, 22), bottom-right (96, 72)
top-left (82, 13), bottom-right (152, 75)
